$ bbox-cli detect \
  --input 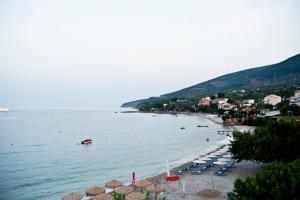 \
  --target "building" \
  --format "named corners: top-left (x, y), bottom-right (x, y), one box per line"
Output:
top-left (264, 94), bottom-right (282, 106)
top-left (198, 97), bottom-right (211, 106)
top-left (265, 110), bottom-right (281, 118)
top-left (260, 109), bottom-right (270, 115)
top-left (244, 99), bottom-right (255, 104)
top-left (219, 102), bottom-right (234, 110)
top-left (242, 99), bottom-right (255, 107)
top-left (211, 98), bottom-right (228, 105)
top-left (211, 98), bottom-right (233, 110)
top-left (290, 90), bottom-right (300, 106)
